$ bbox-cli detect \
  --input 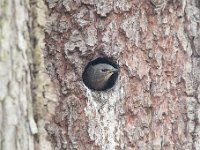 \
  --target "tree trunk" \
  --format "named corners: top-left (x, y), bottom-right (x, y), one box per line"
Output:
top-left (0, 0), bottom-right (36, 149)
top-left (0, 0), bottom-right (55, 149)
top-left (44, 0), bottom-right (200, 149)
